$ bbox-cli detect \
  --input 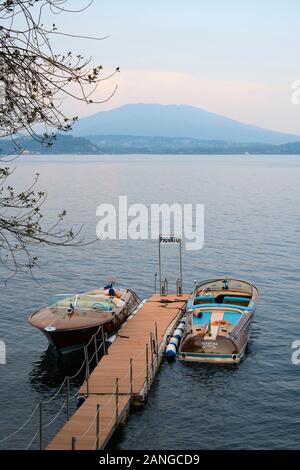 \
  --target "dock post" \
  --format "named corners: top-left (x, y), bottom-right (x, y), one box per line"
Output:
top-left (39, 401), bottom-right (43, 450)
top-left (94, 335), bottom-right (99, 365)
top-left (101, 327), bottom-right (107, 355)
top-left (96, 404), bottom-right (100, 450)
top-left (84, 346), bottom-right (90, 397)
top-left (72, 436), bottom-right (76, 450)
top-left (155, 323), bottom-right (159, 357)
top-left (115, 378), bottom-right (119, 427)
top-left (150, 332), bottom-right (154, 377)
top-left (130, 358), bottom-right (133, 398)
top-left (66, 376), bottom-right (70, 421)
top-left (179, 238), bottom-right (183, 295)
top-left (145, 343), bottom-right (149, 391)
top-left (158, 235), bottom-right (162, 295)
top-left (176, 278), bottom-right (181, 296)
